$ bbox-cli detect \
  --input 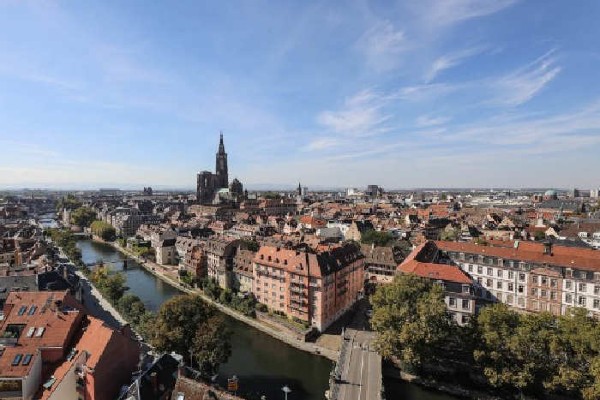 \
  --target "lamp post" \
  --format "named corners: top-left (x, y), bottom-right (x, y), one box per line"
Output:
top-left (282, 385), bottom-right (292, 400)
